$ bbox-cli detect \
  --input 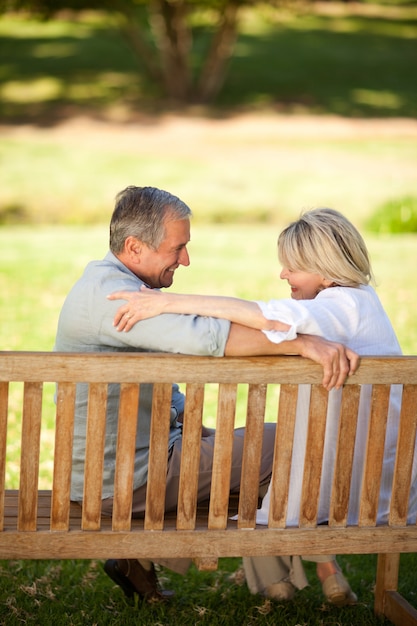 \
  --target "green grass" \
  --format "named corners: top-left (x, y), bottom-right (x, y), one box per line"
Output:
top-left (0, 4), bottom-right (417, 227)
top-left (223, 3), bottom-right (417, 117)
top-left (1, 130), bottom-right (417, 227)
top-left (1, 553), bottom-right (416, 625)
top-left (0, 3), bottom-right (417, 122)
top-left (1, 555), bottom-right (416, 625)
